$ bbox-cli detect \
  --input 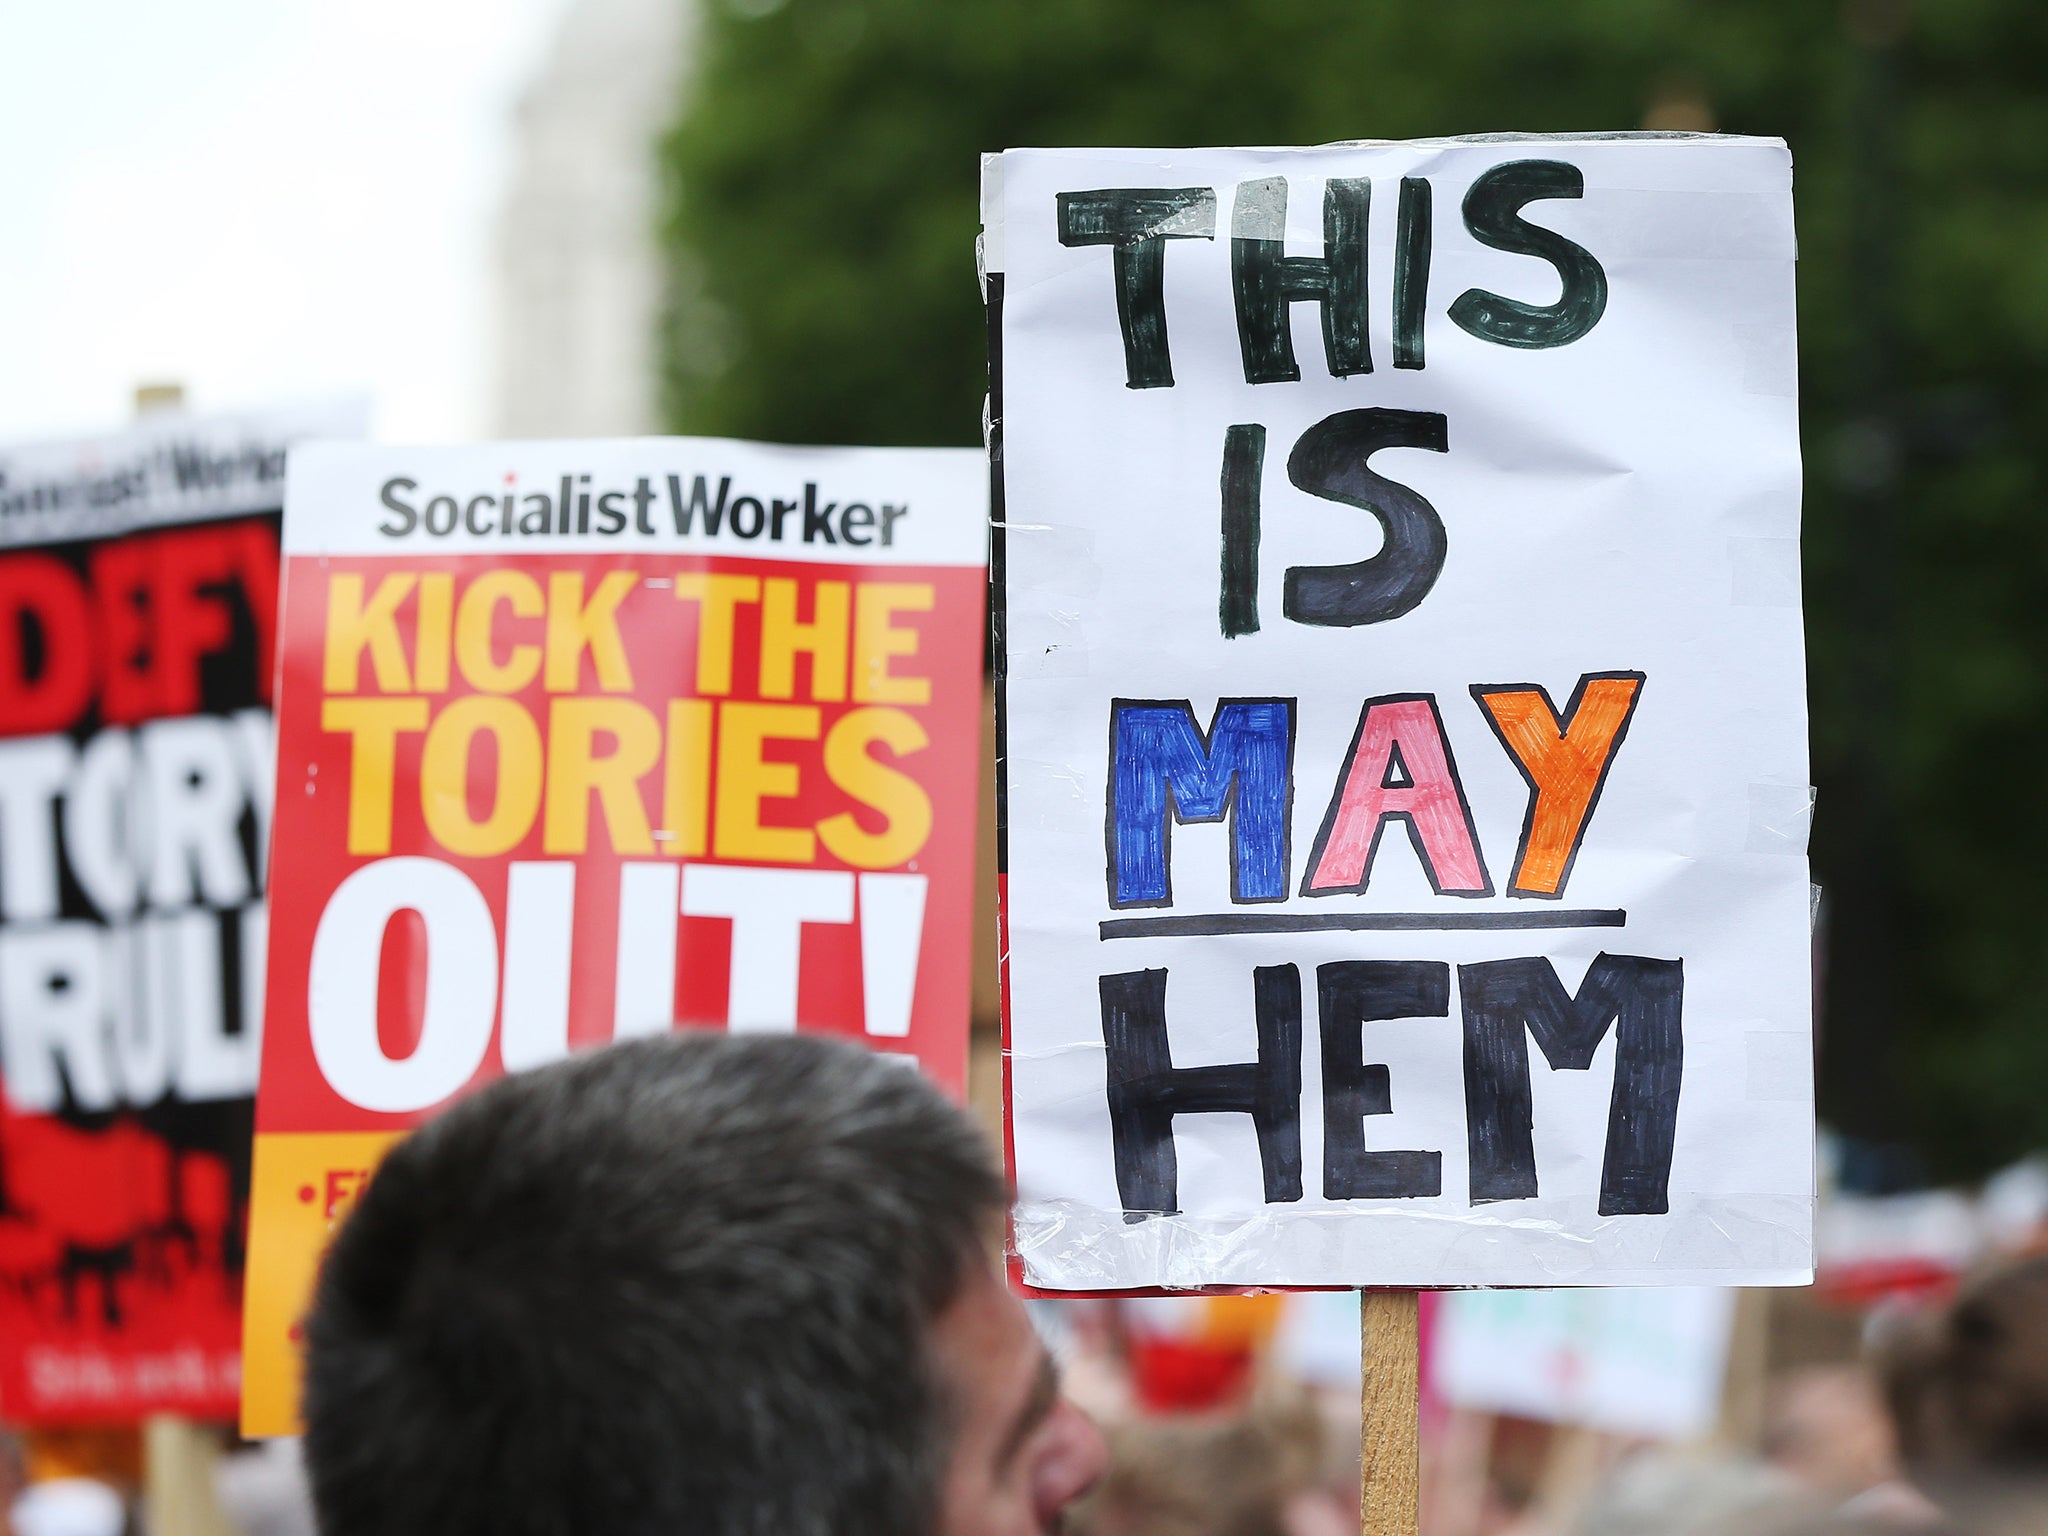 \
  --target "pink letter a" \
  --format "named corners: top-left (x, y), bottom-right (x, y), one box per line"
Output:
top-left (1304, 695), bottom-right (1490, 896)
